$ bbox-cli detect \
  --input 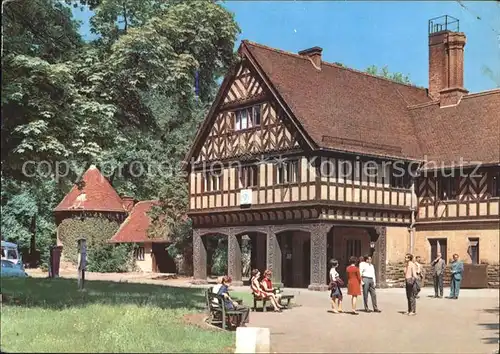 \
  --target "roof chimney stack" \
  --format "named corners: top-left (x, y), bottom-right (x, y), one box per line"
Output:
top-left (428, 15), bottom-right (468, 106)
top-left (122, 196), bottom-right (136, 213)
top-left (299, 46), bottom-right (323, 70)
